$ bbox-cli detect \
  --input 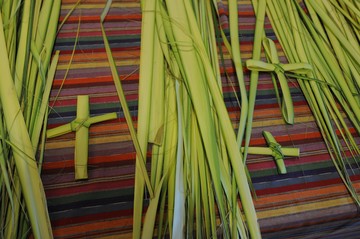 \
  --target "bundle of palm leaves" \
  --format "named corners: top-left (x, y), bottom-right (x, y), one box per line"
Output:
top-left (0, 0), bottom-right (60, 238)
